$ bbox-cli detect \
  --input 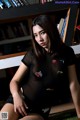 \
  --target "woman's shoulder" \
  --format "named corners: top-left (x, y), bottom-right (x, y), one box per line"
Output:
top-left (24, 49), bottom-right (35, 57)
top-left (60, 43), bottom-right (74, 55)
top-left (60, 44), bottom-right (76, 65)
top-left (22, 49), bottom-right (35, 66)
